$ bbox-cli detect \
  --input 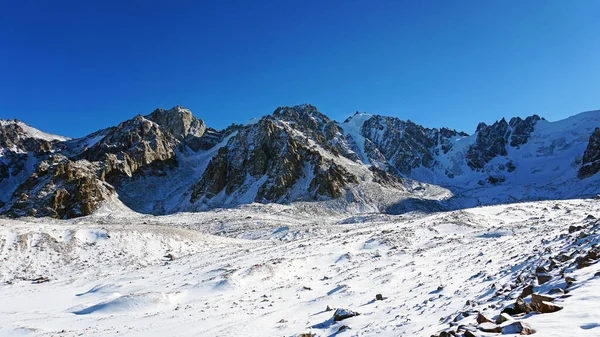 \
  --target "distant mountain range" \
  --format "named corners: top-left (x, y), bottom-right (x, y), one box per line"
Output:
top-left (2, 104), bottom-right (600, 218)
